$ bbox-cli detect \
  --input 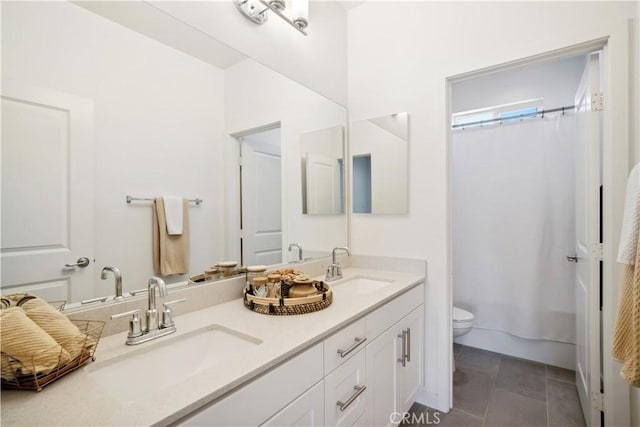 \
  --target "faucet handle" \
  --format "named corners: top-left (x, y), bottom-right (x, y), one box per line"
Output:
top-left (161, 298), bottom-right (186, 329)
top-left (111, 309), bottom-right (140, 320)
top-left (111, 309), bottom-right (143, 338)
top-left (163, 298), bottom-right (187, 308)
